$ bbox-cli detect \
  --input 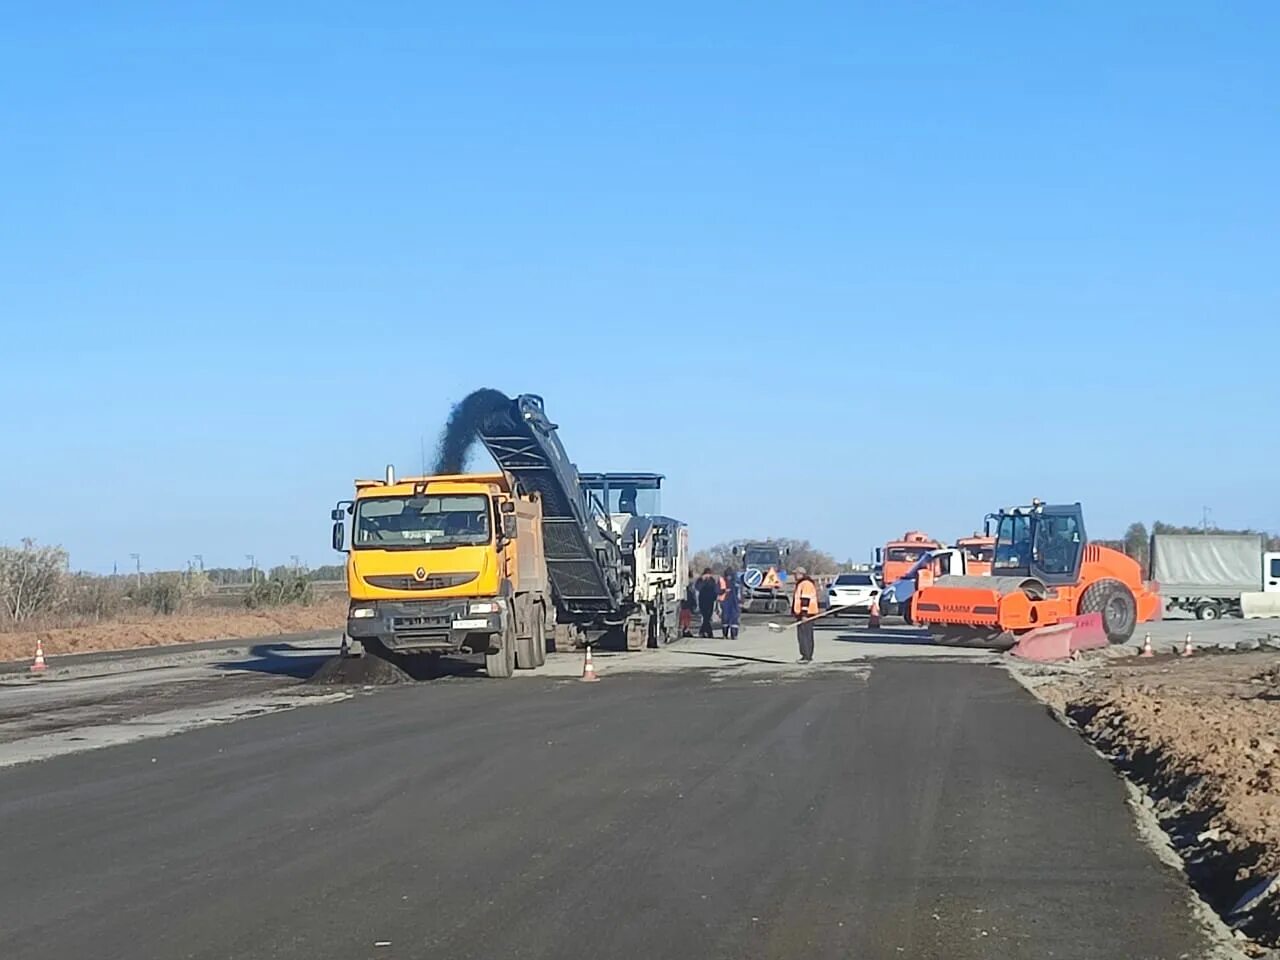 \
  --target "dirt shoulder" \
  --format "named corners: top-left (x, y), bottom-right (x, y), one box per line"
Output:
top-left (0, 599), bottom-right (345, 663)
top-left (1021, 650), bottom-right (1280, 953)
